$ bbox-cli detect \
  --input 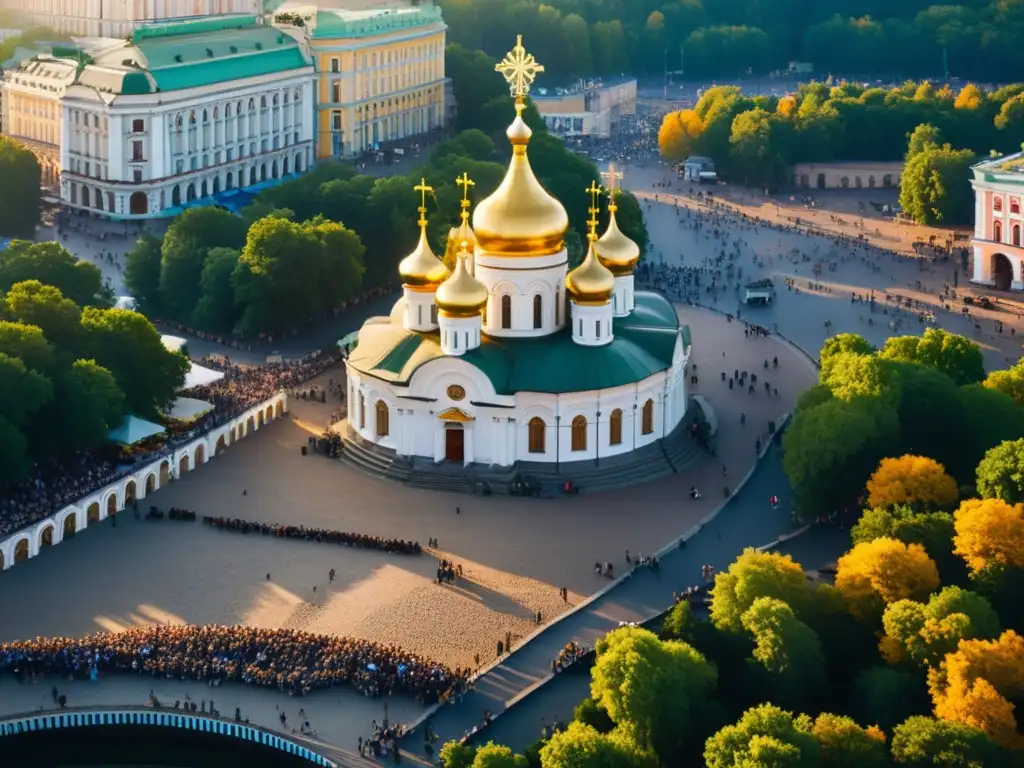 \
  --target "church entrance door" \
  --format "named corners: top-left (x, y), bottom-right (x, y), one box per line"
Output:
top-left (445, 425), bottom-right (464, 463)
